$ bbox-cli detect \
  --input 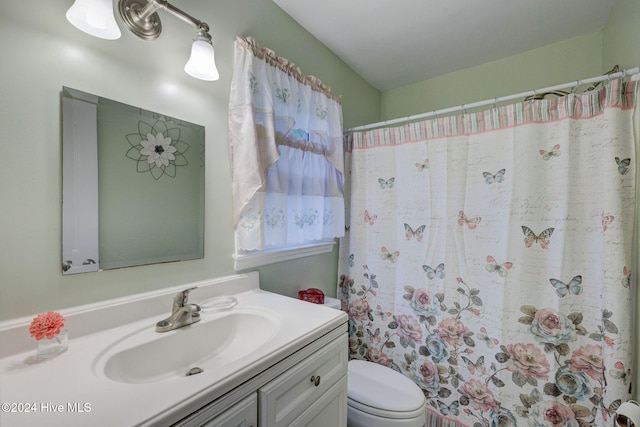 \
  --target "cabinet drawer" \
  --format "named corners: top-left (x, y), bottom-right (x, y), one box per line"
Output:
top-left (259, 334), bottom-right (348, 426)
top-left (201, 393), bottom-right (257, 427)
